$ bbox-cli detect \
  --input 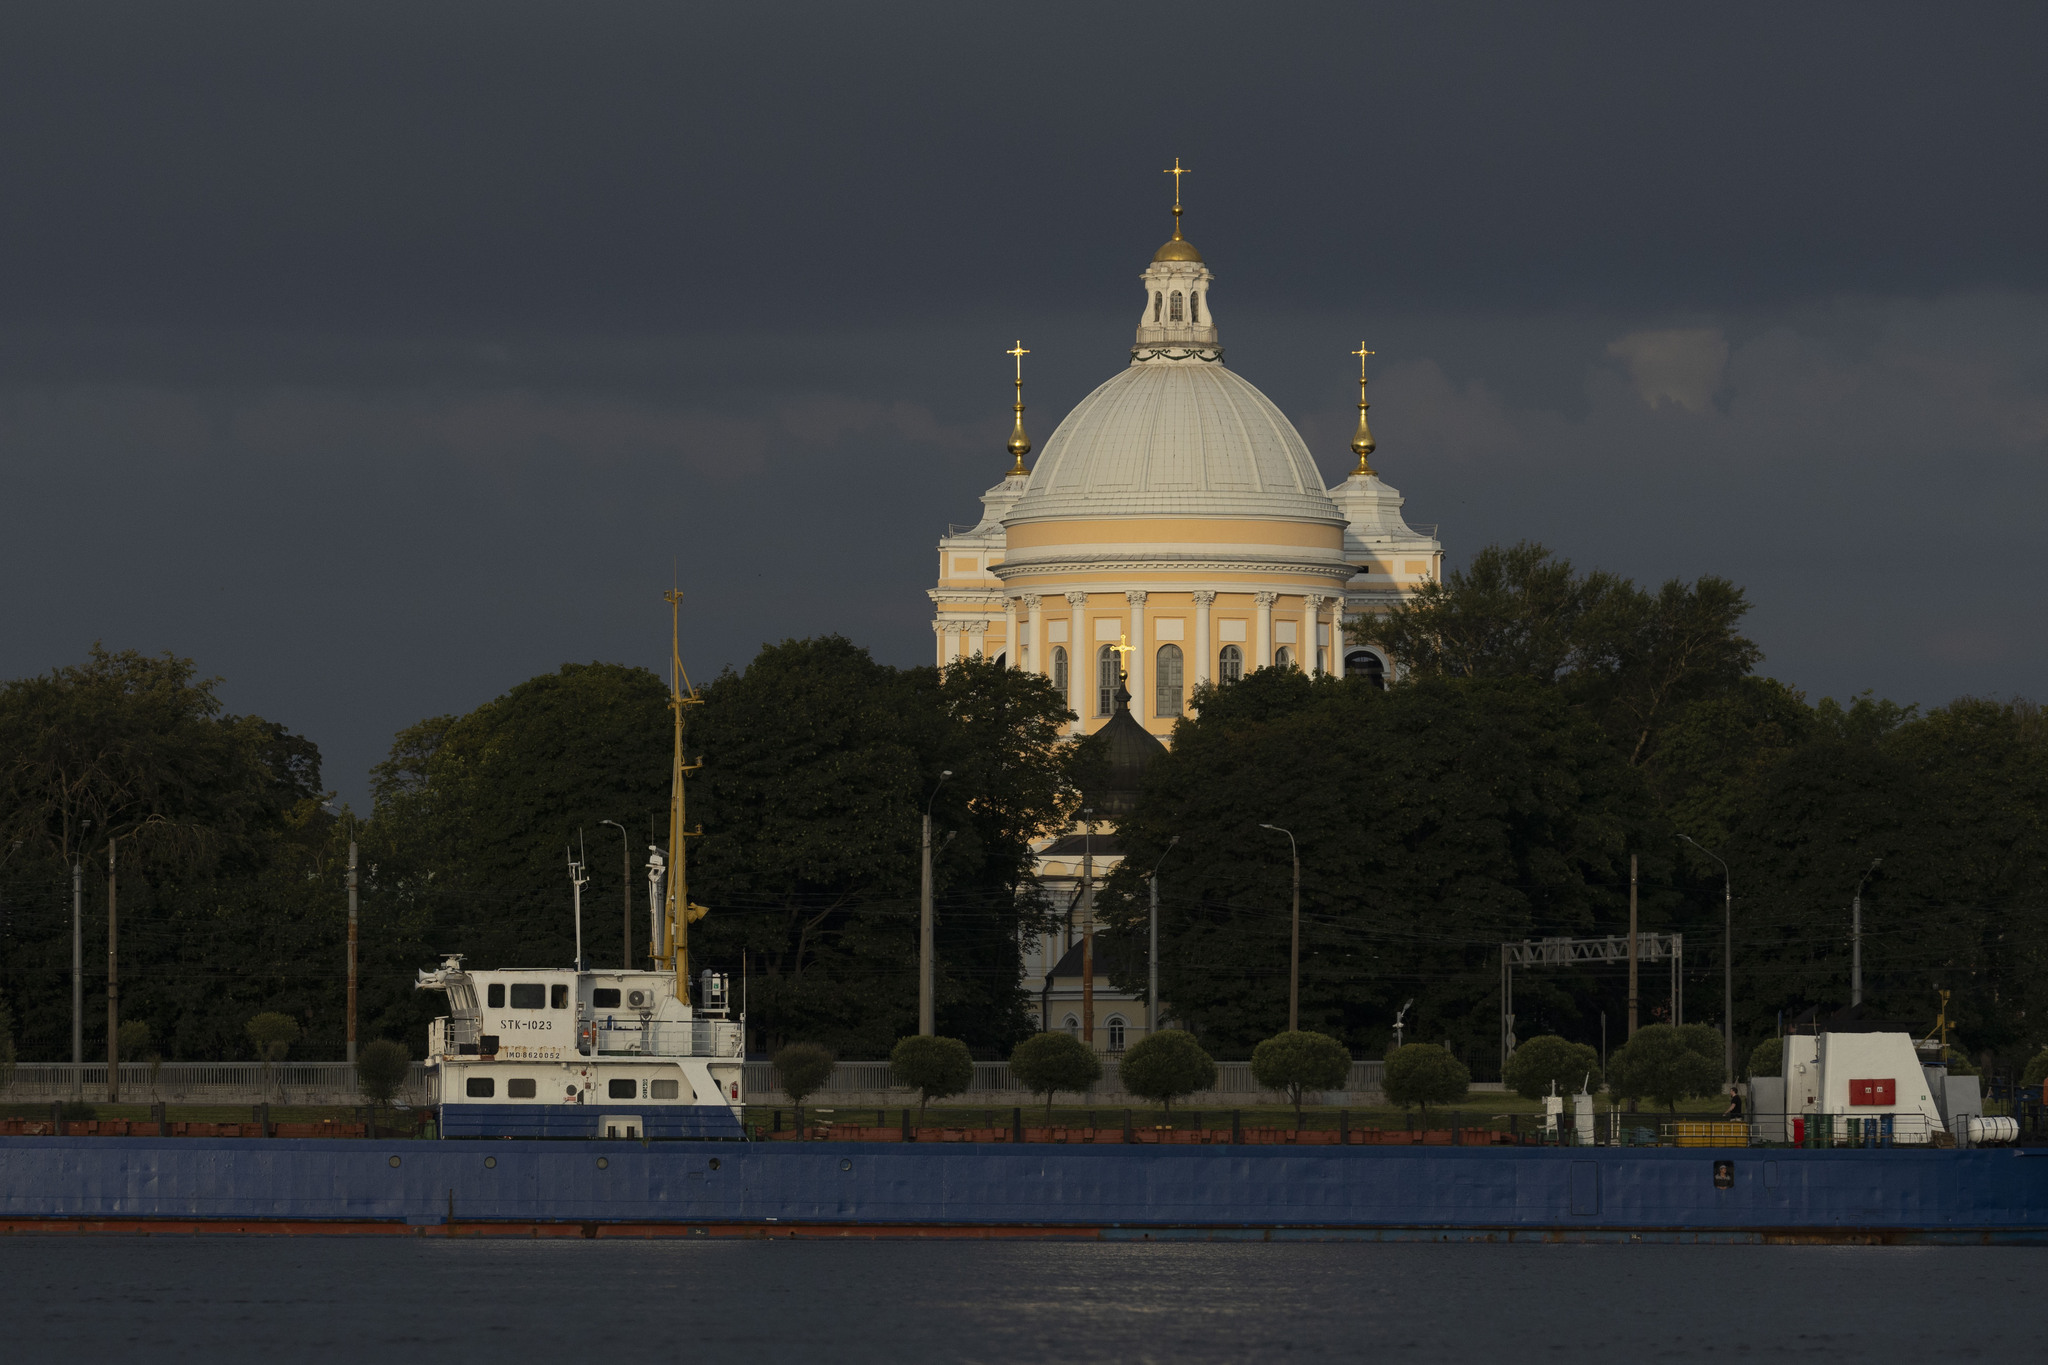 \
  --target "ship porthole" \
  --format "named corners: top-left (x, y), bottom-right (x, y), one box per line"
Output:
top-left (484, 1156), bottom-right (497, 1169)
top-left (597, 1157), bottom-right (609, 1170)
top-left (388, 1156), bottom-right (401, 1168)
top-left (708, 1158), bottom-right (721, 1171)
top-left (840, 1158), bottom-right (853, 1172)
